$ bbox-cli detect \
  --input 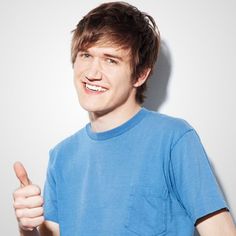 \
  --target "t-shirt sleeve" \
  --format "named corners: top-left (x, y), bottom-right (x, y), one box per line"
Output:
top-left (43, 149), bottom-right (59, 223)
top-left (169, 129), bottom-right (228, 224)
